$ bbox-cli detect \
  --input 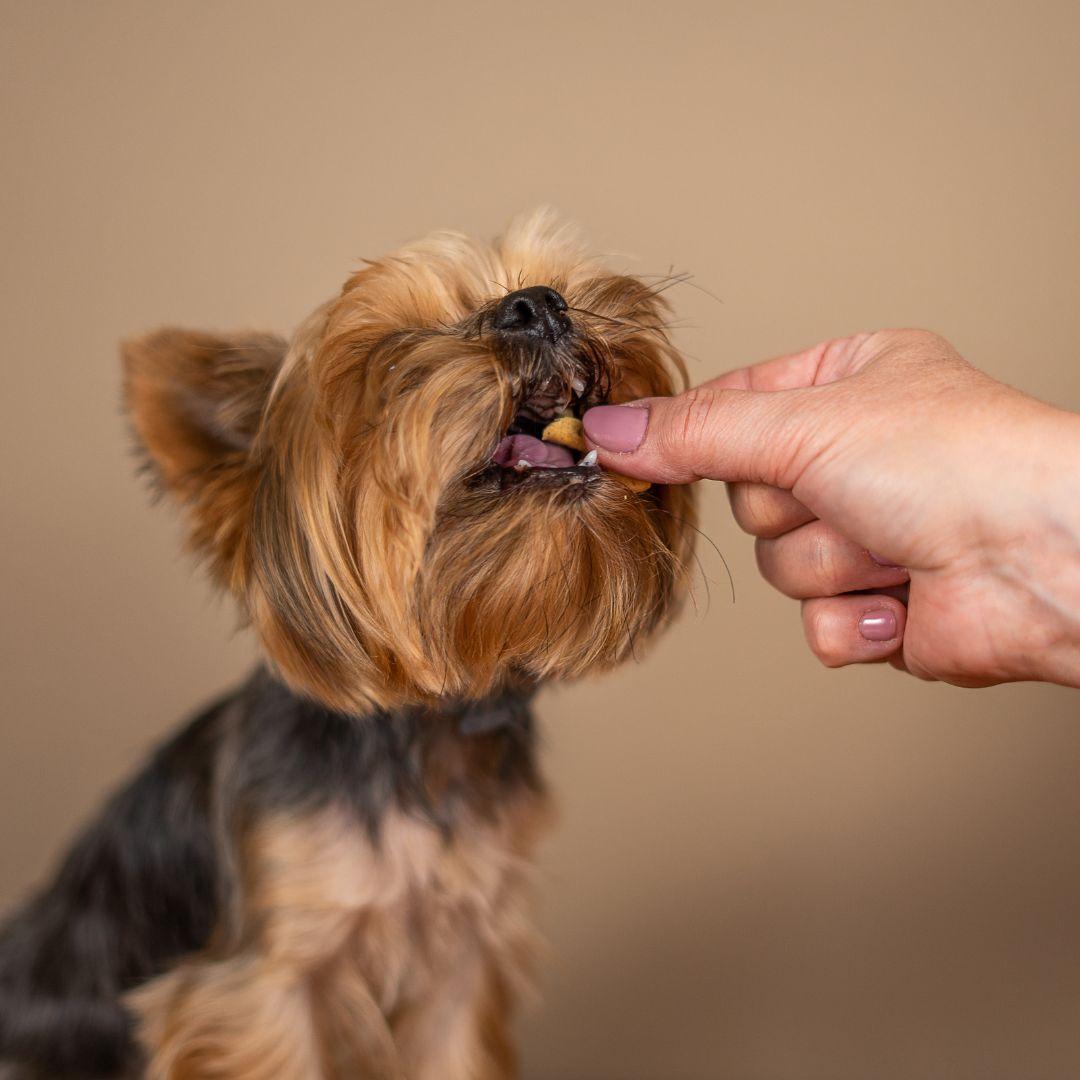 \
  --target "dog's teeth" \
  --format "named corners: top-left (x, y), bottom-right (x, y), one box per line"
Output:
top-left (579, 449), bottom-right (598, 467)
top-left (571, 377), bottom-right (586, 395)
top-left (515, 459), bottom-right (532, 470)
